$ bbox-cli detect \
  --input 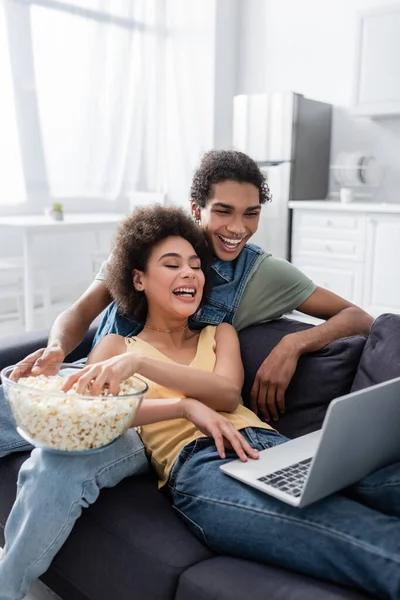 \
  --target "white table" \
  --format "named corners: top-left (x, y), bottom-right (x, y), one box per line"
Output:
top-left (0, 213), bottom-right (125, 330)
